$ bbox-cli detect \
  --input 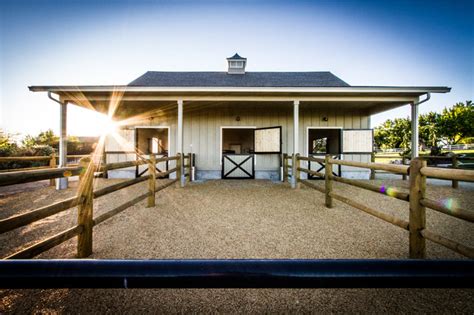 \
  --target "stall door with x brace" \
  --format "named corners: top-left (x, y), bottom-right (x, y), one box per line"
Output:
top-left (221, 126), bottom-right (282, 179)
